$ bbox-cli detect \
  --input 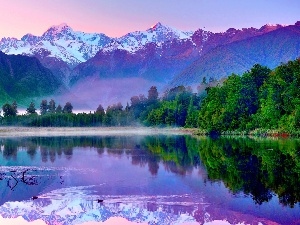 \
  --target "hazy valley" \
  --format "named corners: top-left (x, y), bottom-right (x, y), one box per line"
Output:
top-left (1, 21), bottom-right (300, 110)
